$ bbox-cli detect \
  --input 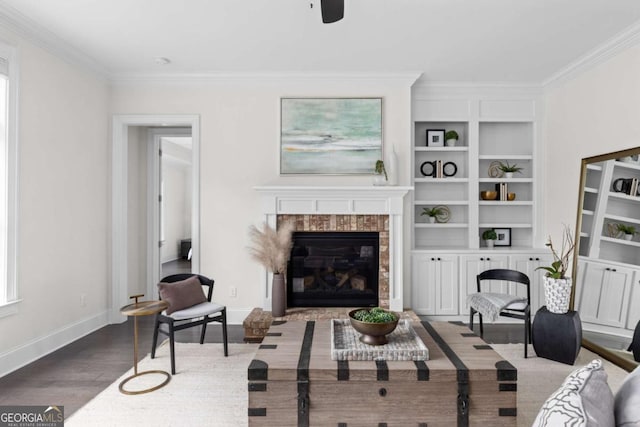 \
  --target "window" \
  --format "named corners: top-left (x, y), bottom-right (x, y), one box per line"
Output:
top-left (0, 42), bottom-right (18, 317)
